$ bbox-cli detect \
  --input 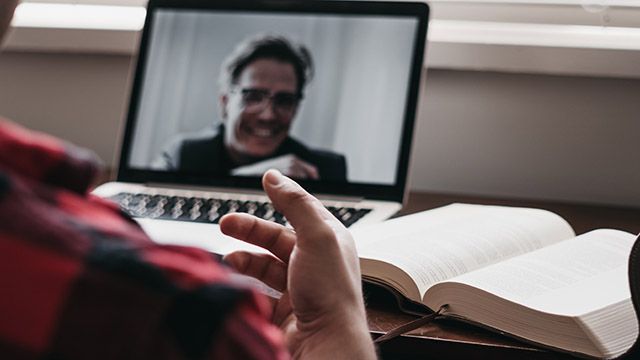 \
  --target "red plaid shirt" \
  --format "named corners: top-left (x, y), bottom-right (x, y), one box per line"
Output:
top-left (0, 119), bottom-right (289, 360)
